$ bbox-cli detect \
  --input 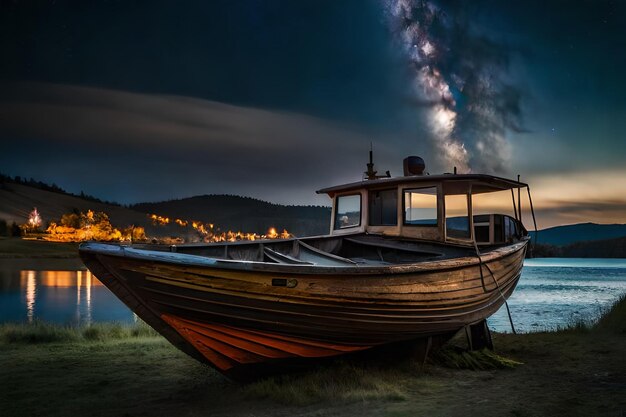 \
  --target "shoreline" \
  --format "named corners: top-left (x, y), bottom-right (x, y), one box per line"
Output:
top-left (0, 237), bottom-right (83, 270)
top-left (4, 237), bottom-right (626, 260)
top-left (0, 237), bottom-right (80, 260)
